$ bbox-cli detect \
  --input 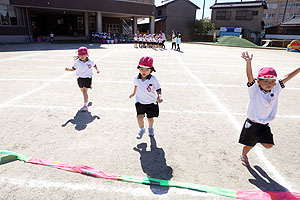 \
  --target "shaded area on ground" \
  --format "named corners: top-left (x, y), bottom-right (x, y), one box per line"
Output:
top-left (247, 165), bottom-right (289, 192)
top-left (134, 136), bottom-right (173, 195)
top-left (61, 103), bottom-right (100, 131)
top-left (0, 43), bottom-right (106, 52)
